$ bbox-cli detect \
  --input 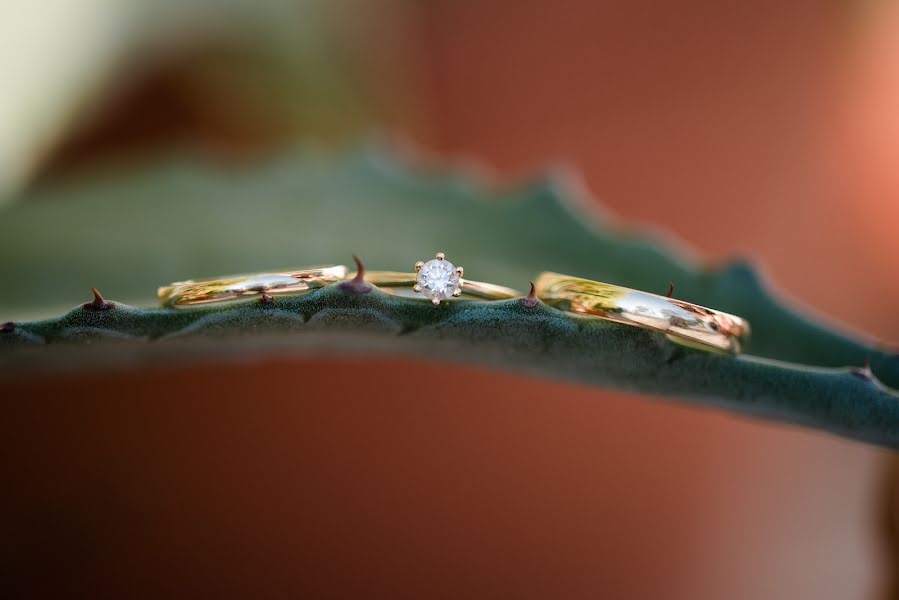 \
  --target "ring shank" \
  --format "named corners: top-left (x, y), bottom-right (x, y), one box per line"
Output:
top-left (359, 271), bottom-right (521, 300)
